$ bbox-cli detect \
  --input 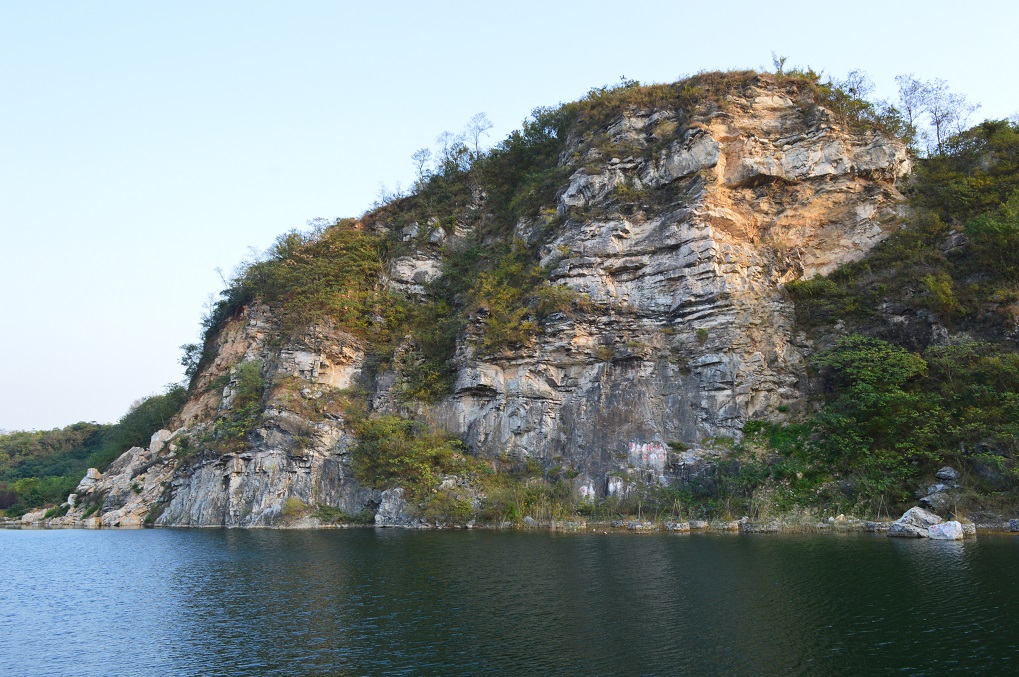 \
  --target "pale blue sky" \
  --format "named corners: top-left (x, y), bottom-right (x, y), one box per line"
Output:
top-left (3, 1), bottom-right (1017, 431)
